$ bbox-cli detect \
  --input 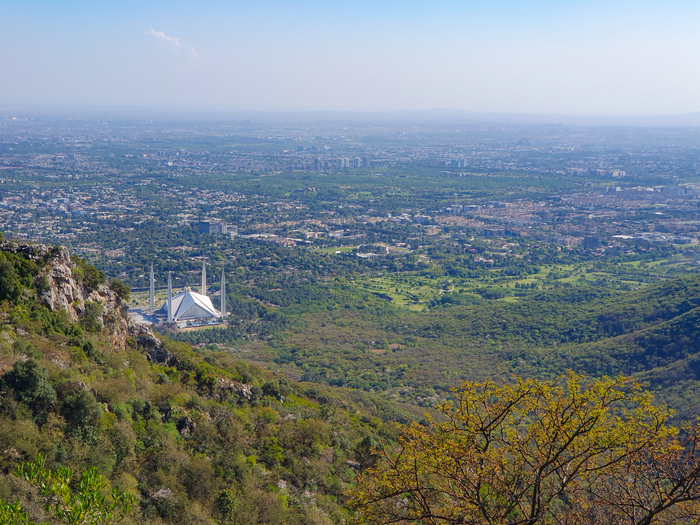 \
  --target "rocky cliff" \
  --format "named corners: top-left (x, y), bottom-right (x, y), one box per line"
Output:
top-left (1, 241), bottom-right (160, 352)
